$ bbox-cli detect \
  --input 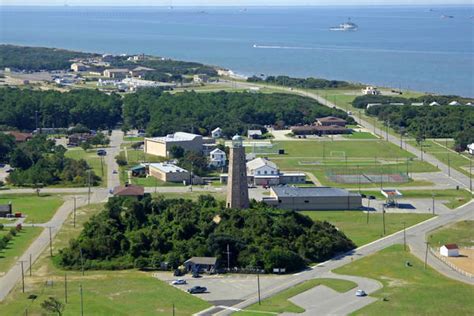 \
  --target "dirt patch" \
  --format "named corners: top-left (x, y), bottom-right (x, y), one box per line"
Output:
top-left (380, 276), bottom-right (410, 287)
top-left (445, 249), bottom-right (474, 274)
